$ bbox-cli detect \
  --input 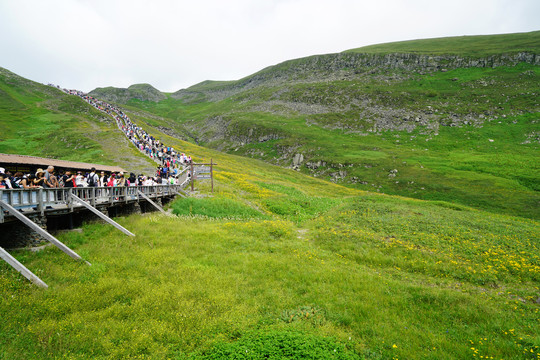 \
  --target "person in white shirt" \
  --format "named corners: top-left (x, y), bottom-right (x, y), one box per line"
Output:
top-left (99, 171), bottom-right (107, 187)
top-left (75, 172), bottom-right (88, 187)
top-left (143, 177), bottom-right (154, 186)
